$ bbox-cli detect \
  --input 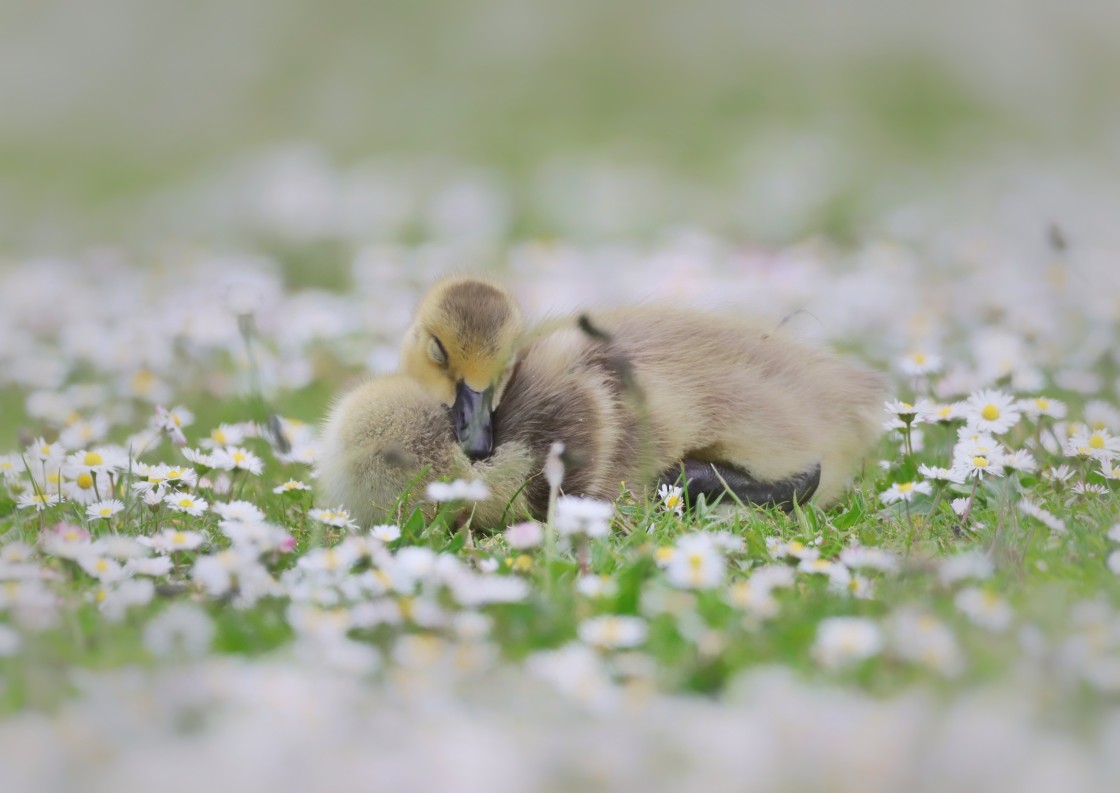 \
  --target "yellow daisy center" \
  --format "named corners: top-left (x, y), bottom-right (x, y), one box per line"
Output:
top-left (972, 456), bottom-right (989, 468)
top-left (76, 472), bottom-right (94, 489)
top-left (898, 482), bottom-right (914, 493)
top-left (911, 353), bottom-right (927, 364)
top-left (232, 452), bottom-right (247, 465)
top-left (94, 559), bottom-right (108, 573)
top-left (83, 451), bottom-right (104, 466)
top-left (655, 547), bottom-right (675, 562)
top-left (177, 498), bottom-right (193, 508)
top-left (788, 540), bottom-right (805, 553)
top-left (1089, 435), bottom-right (1105, 449)
top-left (981, 404), bottom-right (1000, 421)
top-left (1035, 398), bottom-right (1049, 410)
top-left (172, 532), bottom-right (187, 544)
top-left (211, 429), bottom-right (227, 444)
